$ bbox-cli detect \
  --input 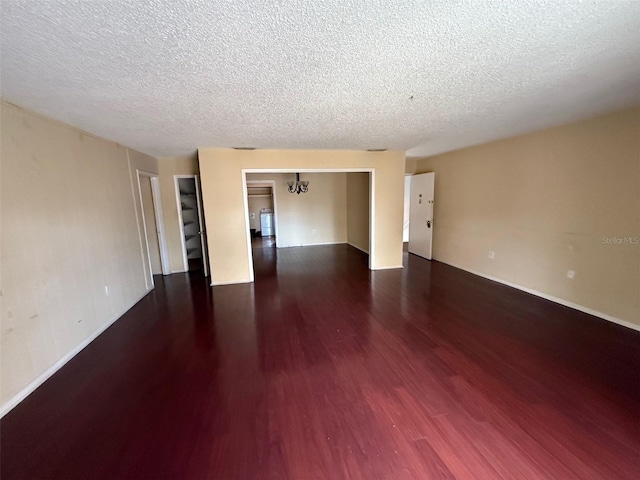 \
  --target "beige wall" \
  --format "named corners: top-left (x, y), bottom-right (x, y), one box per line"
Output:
top-left (198, 148), bottom-right (405, 285)
top-left (405, 157), bottom-right (417, 174)
top-left (416, 108), bottom-right (640, 328)
top-left (247, 173), bottom-right (347, 247)
top-left (1, 102), bottom-right (155, 412)
top-left (347, 172), bottom-right (370, 253)
top-left (157, 154), bottom-right (199, 272)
